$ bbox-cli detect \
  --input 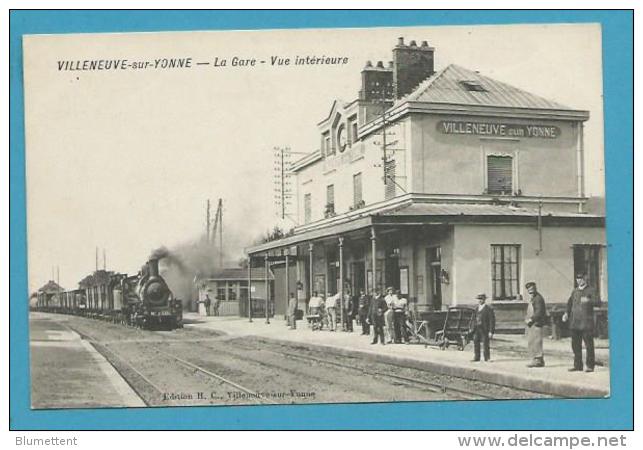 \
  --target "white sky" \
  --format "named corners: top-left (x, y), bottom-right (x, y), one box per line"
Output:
top-left (23, 23), bottom-right (604, 292)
